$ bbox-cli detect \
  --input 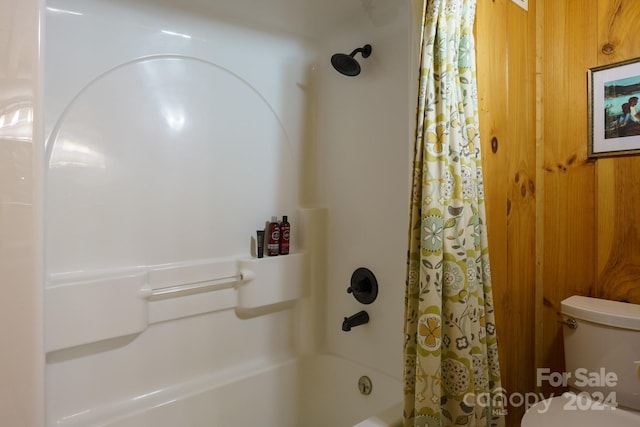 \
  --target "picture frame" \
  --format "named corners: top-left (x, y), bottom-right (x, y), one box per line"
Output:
top-left (588, 57), bottom-right (640, 158)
